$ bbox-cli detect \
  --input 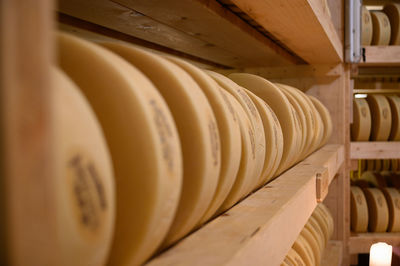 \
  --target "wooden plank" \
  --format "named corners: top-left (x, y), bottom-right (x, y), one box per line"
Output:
top-left (353, 89), bottom-right (400, 94)
top-left (316, 167), bottom-right (329, 203)
top-left (0, 0), bottom-right (58, 265)
top-left (361, 46), bottom-right (400, 66)
top-left (225, 0), bottom-right (343, 64)
top-left (146, 145), bottom-right (343, 266)
top-left (321, 240), bottom-right (343, 266)
top-left (350, 142), bottom-right (400, 159)
top-left (350, 233), bottom-right (400, 254)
